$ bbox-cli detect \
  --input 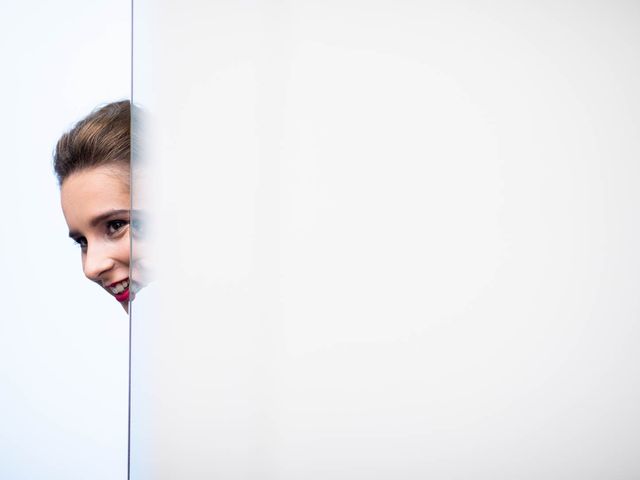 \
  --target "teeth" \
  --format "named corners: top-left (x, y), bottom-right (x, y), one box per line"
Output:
top-left (110, 280), bottom-right (129, 295)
